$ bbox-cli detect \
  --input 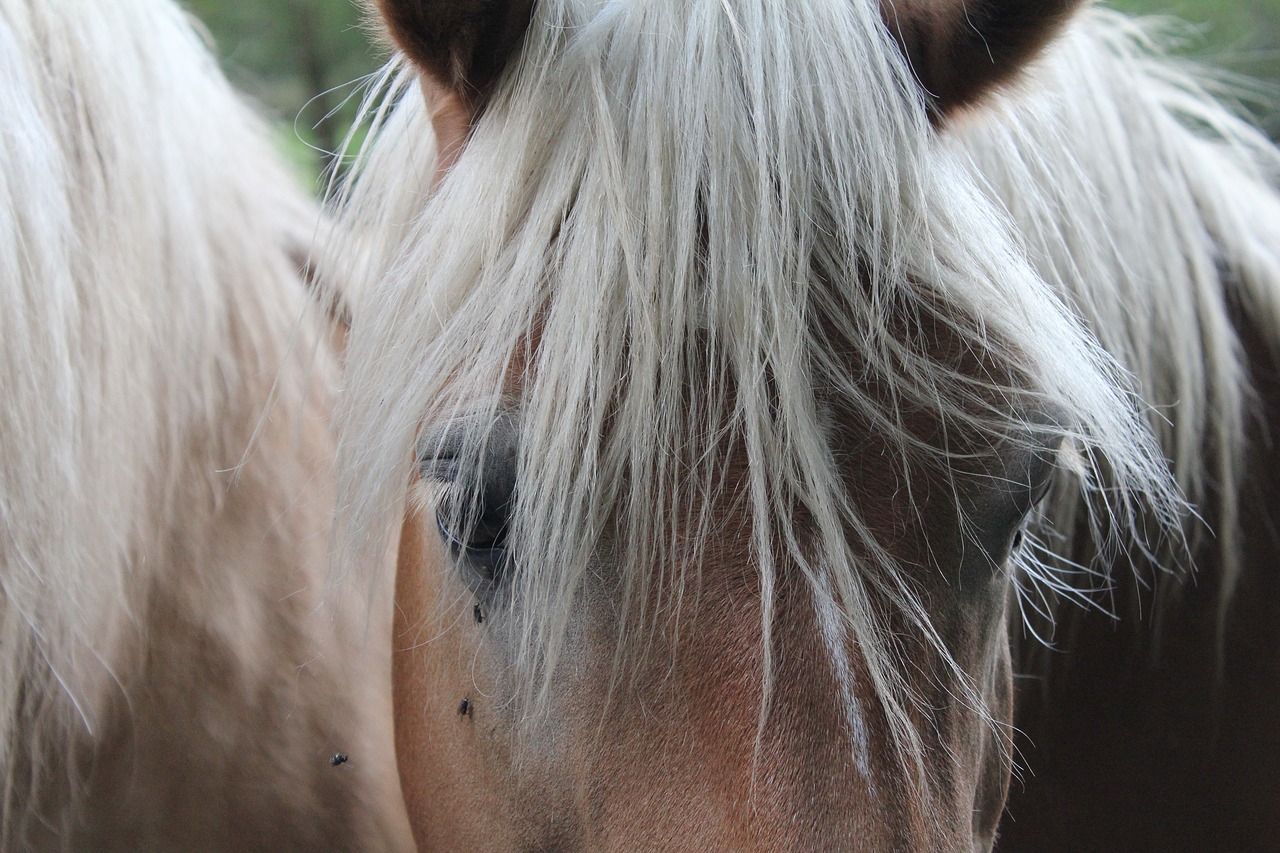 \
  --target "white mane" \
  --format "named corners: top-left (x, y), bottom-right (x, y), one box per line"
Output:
top-left (334, 0), bottom-right (1191, 792)
top-left (957, 9), bottom-right (1280, 637)
top-left (0, 2), bottom-right (403, 847)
